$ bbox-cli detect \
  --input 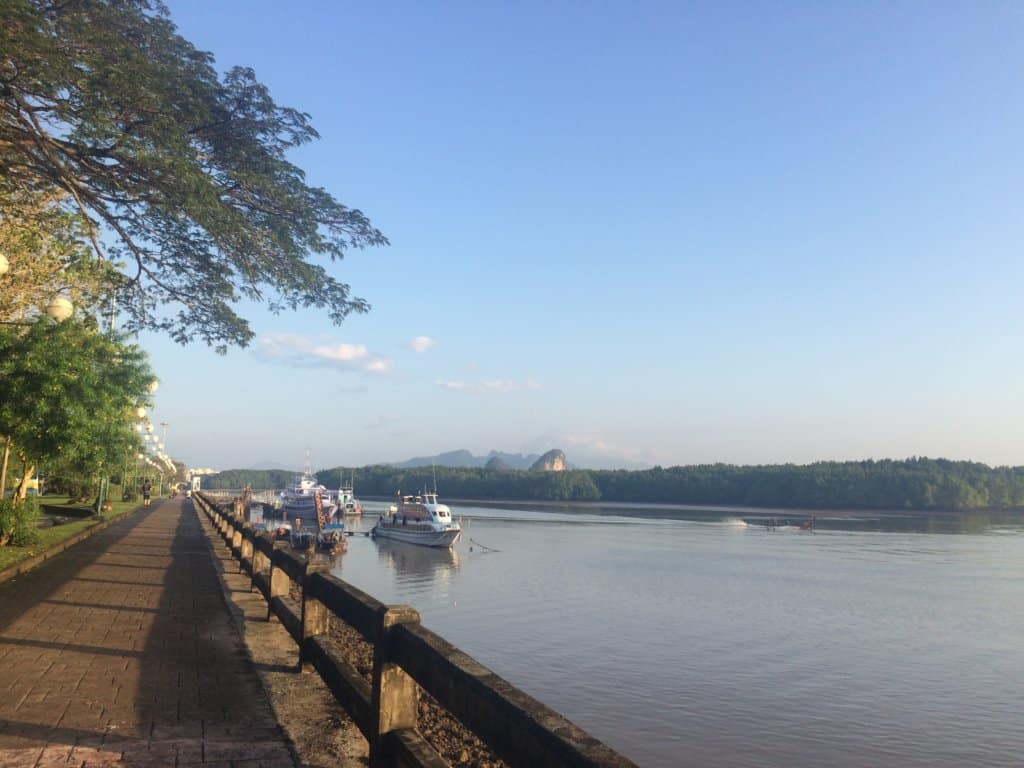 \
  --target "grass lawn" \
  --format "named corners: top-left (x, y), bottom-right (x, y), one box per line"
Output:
top-left (0, 495), bottom-right (149, 572)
